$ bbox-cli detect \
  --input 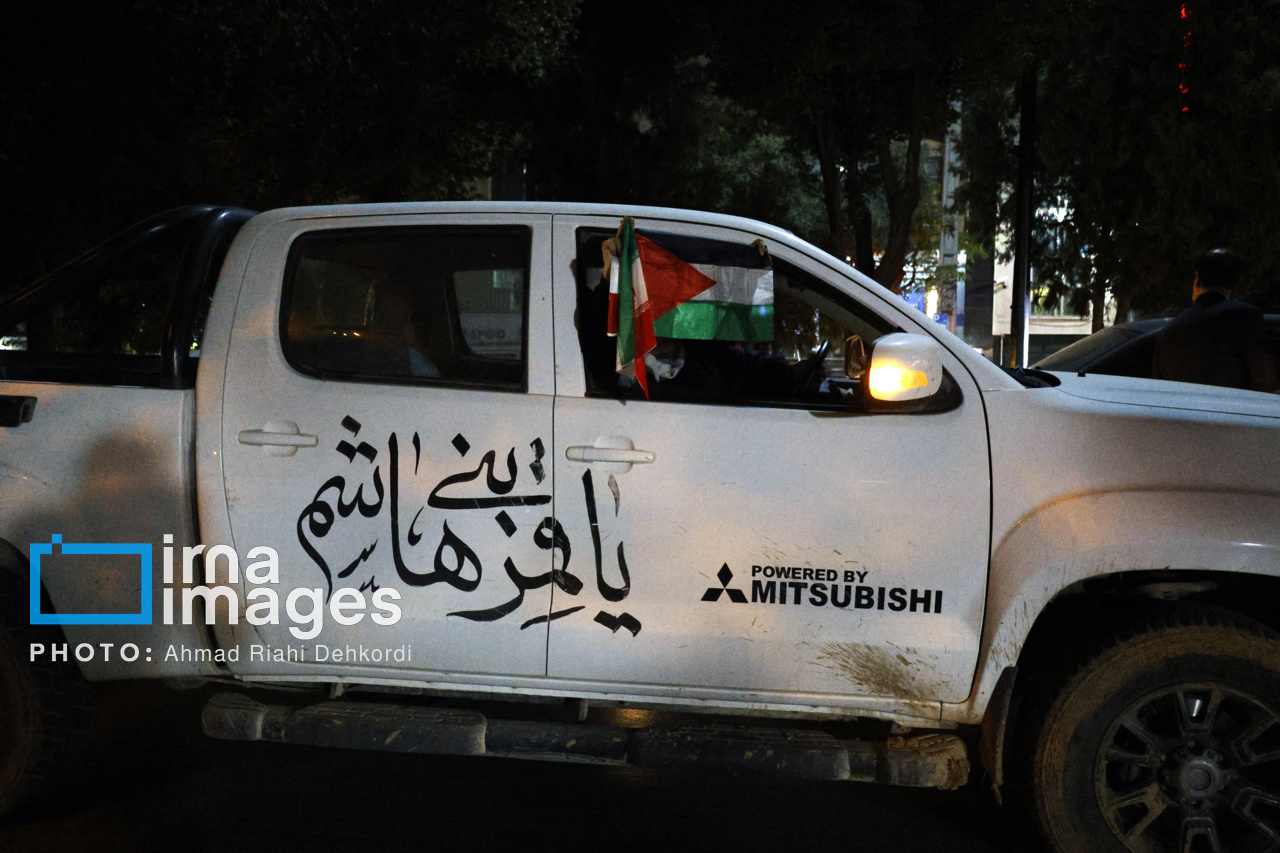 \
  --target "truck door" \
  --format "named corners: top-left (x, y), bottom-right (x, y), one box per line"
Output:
top-left (0, 206), bottom-right (251, 679)
top-left (219, 212), bottom-right (556, 679)
top-left (547, 214), bottom-right (990, 713)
